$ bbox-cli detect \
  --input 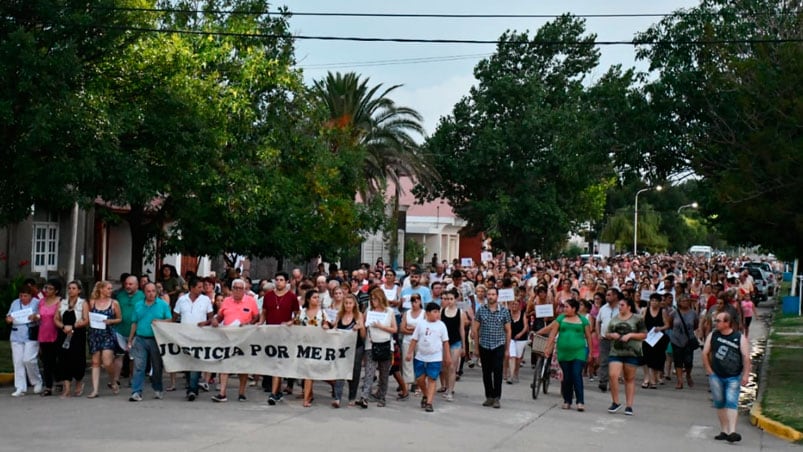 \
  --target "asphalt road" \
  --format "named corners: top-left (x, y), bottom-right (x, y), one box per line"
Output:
top-left (0, 302), bottom-right (798, 452)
